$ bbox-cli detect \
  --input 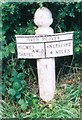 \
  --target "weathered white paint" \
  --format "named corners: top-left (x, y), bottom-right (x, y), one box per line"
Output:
top-left (17, 43), bottom-right (45, 58)
top-left (46, 40), bottom-right (73, 58)
top-left (37, 58), bottom-right (55, 101)
top-left (16, 31), bottom-right (73, 43)
top-left (34, 7), bottom-right (56, 102)
top-left (16, 32), bottom-right (73, 59)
